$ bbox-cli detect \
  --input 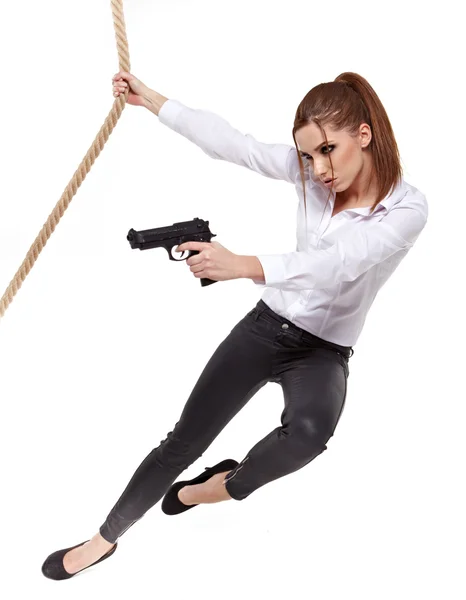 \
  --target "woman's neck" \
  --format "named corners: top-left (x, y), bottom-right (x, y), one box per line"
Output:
top-left (336, 154), bottom-right (378, 206)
